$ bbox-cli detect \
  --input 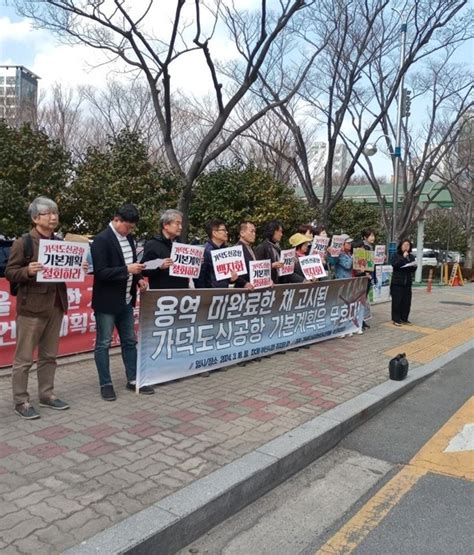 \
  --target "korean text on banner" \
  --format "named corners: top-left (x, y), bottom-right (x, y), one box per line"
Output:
top-left (137, 278), bottom-right (367, 386)
top-left (374, 245), bottom-right (386, 265)
top-left (37, 240), bottom-right (88, 282)
top-left (249, 260), bottom-right (272, 289)
top-left (310, 235), bottom-right (330, 256)
top-left (353, 248), bottom-right (375, 272)
top-left (169, 243), bottom-right (204, 278)
top-left (211, 245), bottom-right (247, 280)
top-left (299, 254), bottom-right (328, 280)
top-left (278, 248), bottom-right (296, 276)
top-left (327, 235), bottom-right (345, 257)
